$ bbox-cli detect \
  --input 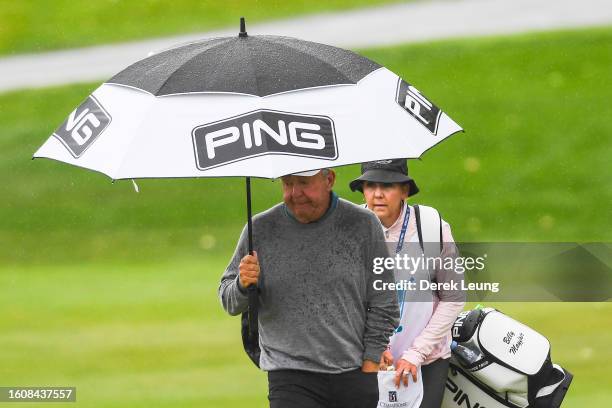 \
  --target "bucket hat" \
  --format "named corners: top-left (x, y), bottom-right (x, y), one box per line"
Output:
top-left (349, 159), bottom-right (419, 196)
